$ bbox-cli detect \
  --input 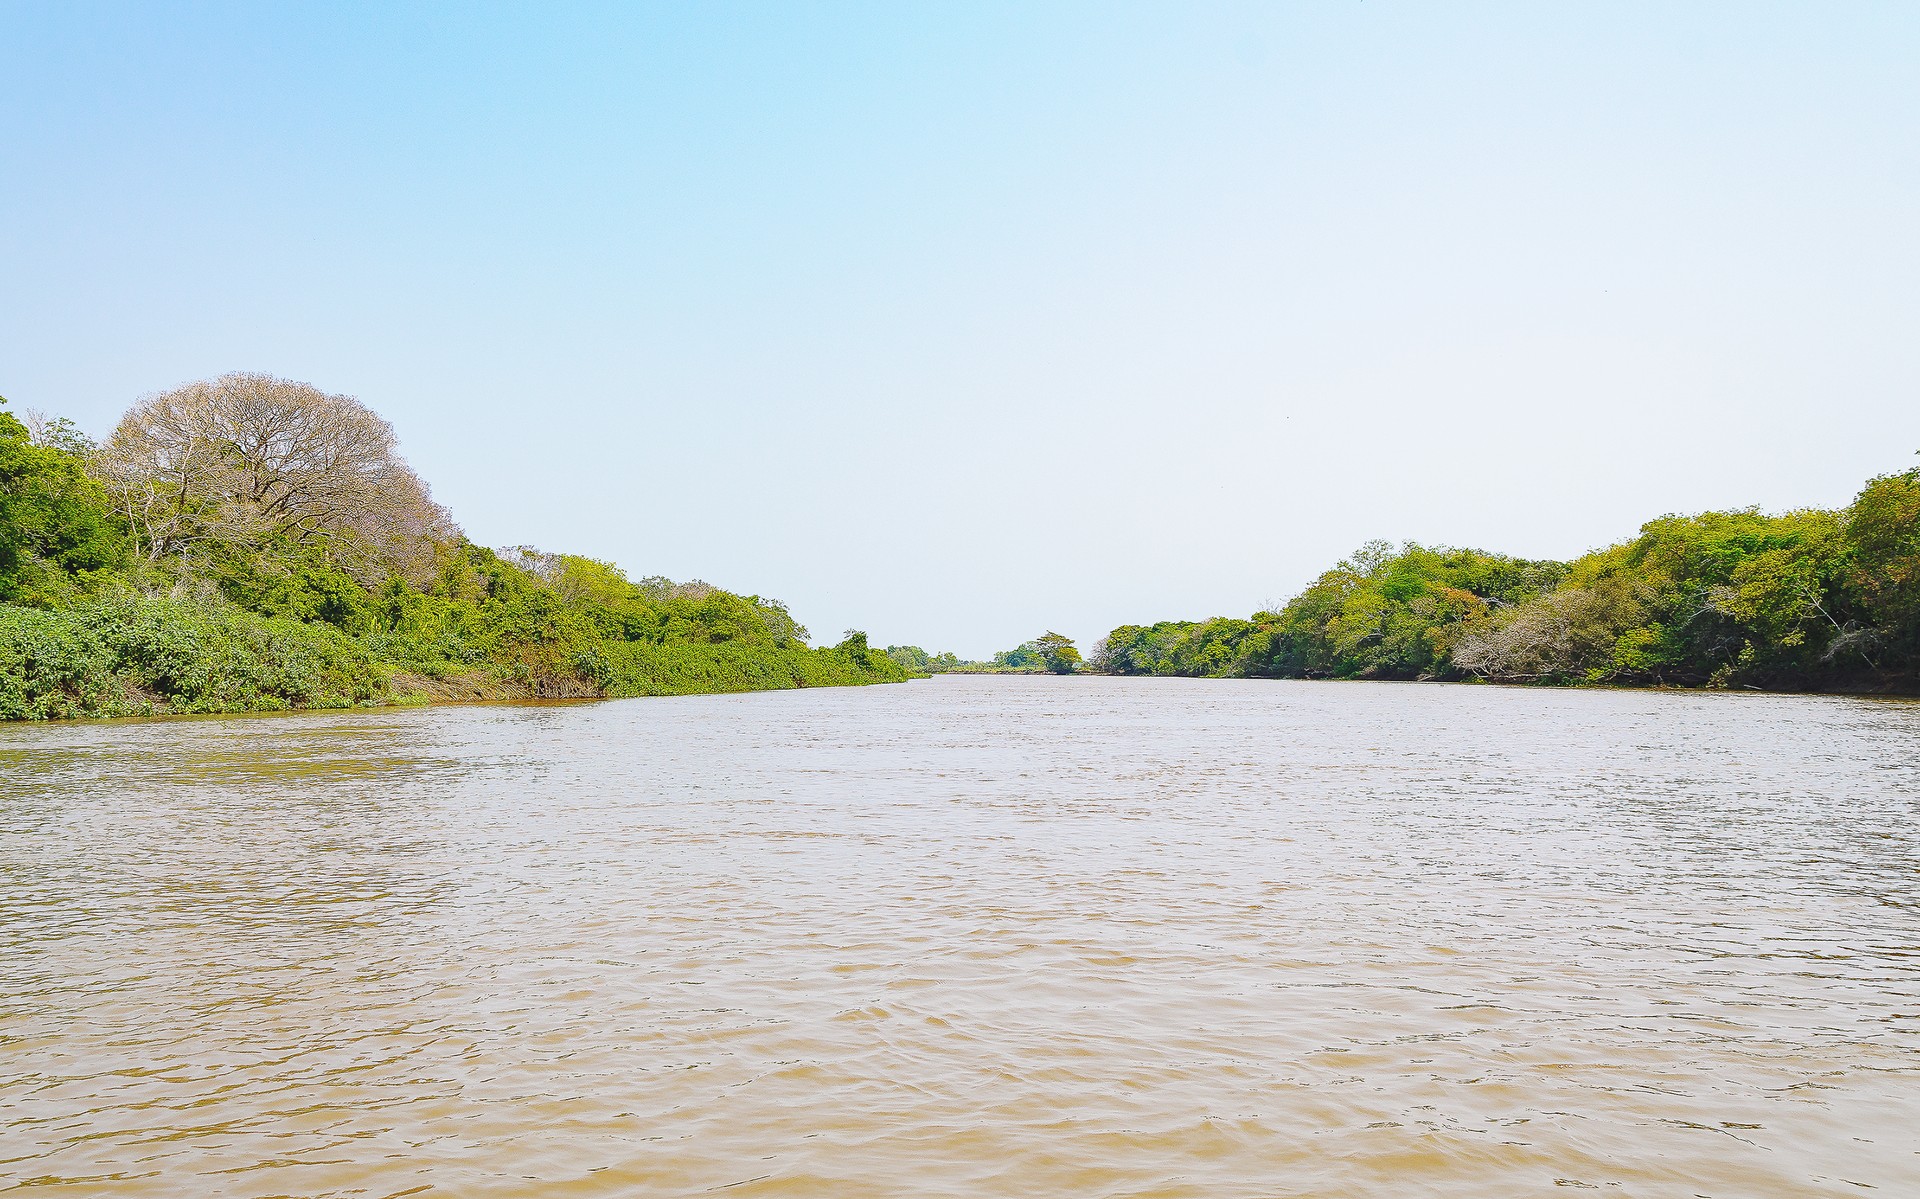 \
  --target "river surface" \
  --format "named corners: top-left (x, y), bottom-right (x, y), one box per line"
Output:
top-left (2, 676), bottom-right (1917, 1198)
